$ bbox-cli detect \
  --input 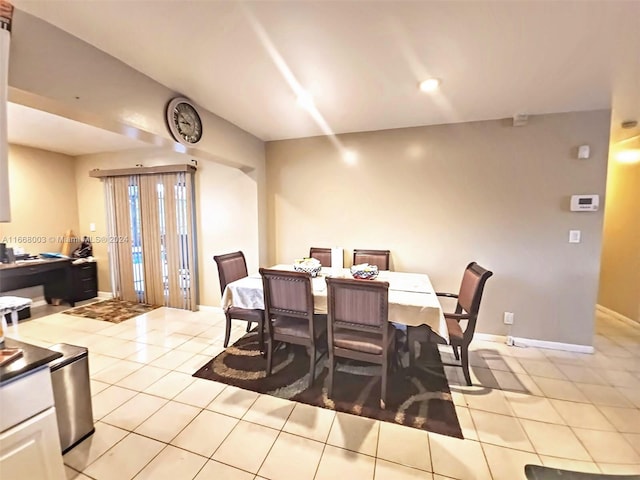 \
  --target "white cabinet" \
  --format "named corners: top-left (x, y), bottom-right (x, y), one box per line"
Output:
top-left (0, 407), bottom-right (66, 480)
top-left (0, 366), bottom-right (65, 480)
